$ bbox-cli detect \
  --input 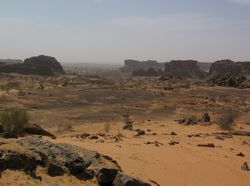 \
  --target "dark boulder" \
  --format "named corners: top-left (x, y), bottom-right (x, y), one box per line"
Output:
top-left (46, 157), bottom-right (65, 176)
top-left (17, 137), bottom-right (97, 179)
top-left (113, 171), bottom-right (151, 186)
top-left (241, 162), bottom-right (249, 171)
top-left (96, 167), bottom-right (118, 185)
top-left (24, 124), bottom-right (56, 139)
top-left (0, 150), bottom-right (37, 175)
top-left (207, 73), bottom-right (247, 88)
top-left (201, 113), bottom-right (211, 123)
